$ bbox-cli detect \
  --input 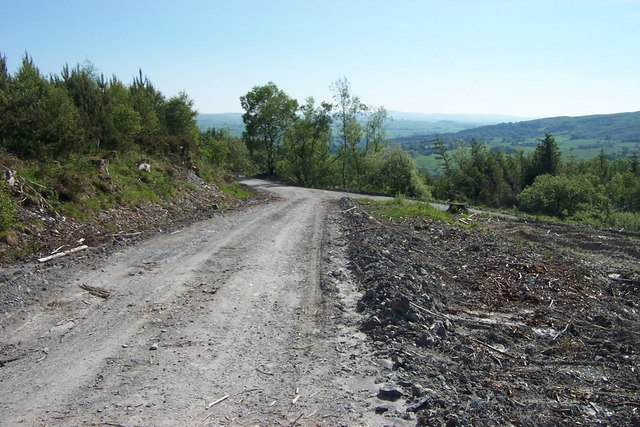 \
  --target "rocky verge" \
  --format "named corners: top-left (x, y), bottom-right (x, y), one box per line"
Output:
top-left (0, 169), bottom-right (261, 268)
top-left (339, 197), bottom-right (640, 426)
